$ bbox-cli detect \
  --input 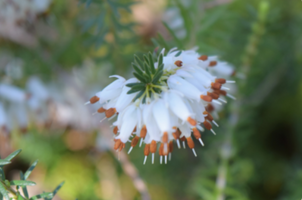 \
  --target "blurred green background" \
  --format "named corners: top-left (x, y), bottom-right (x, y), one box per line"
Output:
top-left (0, 0), bottom-right (301, 199)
